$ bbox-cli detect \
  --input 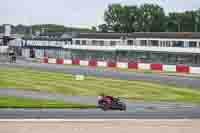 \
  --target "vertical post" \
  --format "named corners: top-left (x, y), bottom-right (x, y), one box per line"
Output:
top-left (170, 41), bottom-right (173, 47)
top-left (184, 41), bottom-right (189, 48)
top-left (159, 40), bottom-right (162, 47)
top-left (197, 42), bottom-right (200, 48)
